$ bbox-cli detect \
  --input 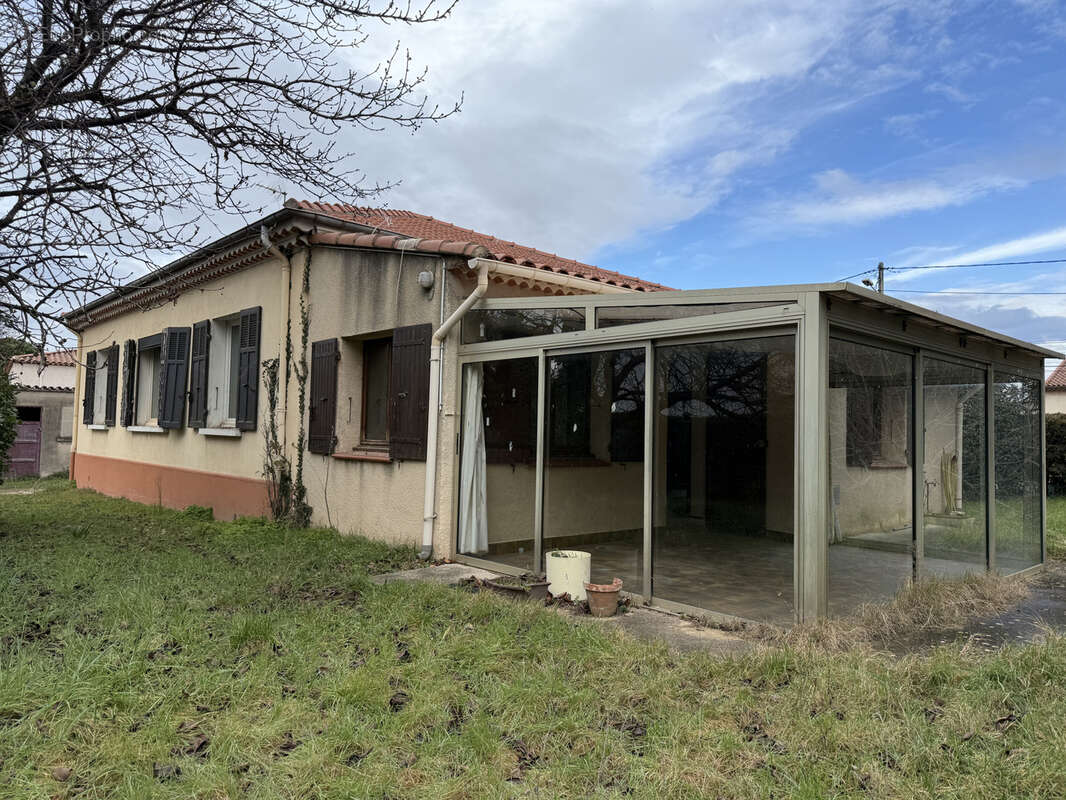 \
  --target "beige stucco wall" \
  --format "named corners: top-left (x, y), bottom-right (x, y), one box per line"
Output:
top-left (1047, 391), bottom-right (1066, 415)
top-left (829, 385), bottom-right (913, 536)
top-left (74, 253), bottom-right (287, 487)
top-left (289, 248), bottom-right (561, 552)
top-left (295, 247), bottom-right (454, 549)
top-left (71, 236), bottom-right (582, 553)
